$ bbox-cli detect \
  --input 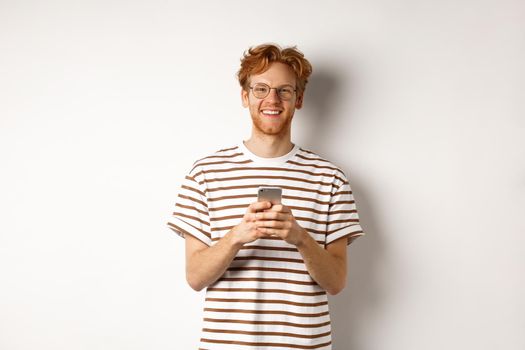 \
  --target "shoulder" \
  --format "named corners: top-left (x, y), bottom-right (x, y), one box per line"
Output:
top-left (296, 146), bottom-right (349, 182)
top-left (187, 144), bottom-right (242, 176)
